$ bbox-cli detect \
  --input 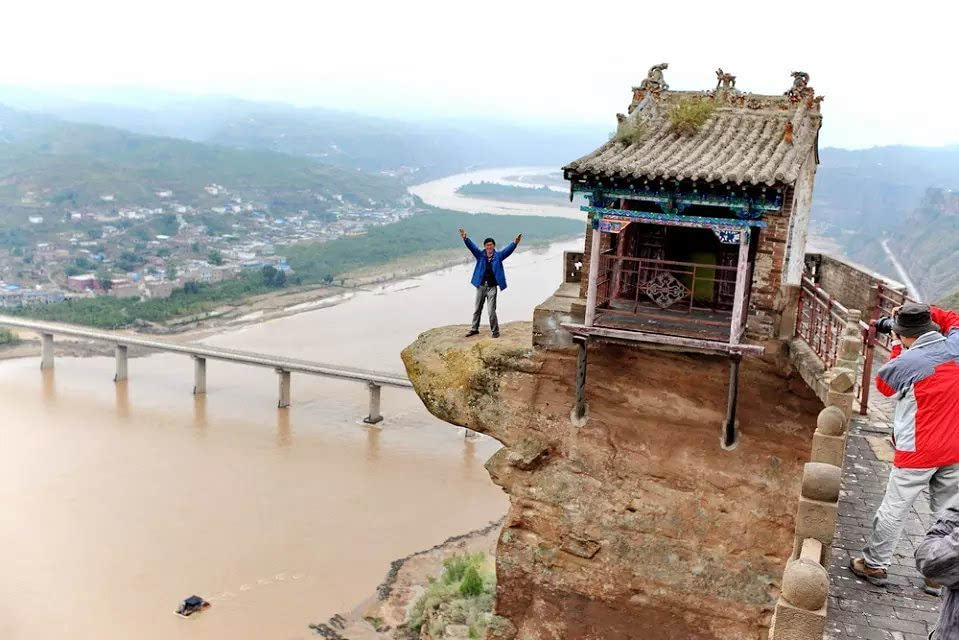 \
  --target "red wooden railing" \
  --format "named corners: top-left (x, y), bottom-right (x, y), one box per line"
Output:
top-left (795, 275), bottom-right (852, 369)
